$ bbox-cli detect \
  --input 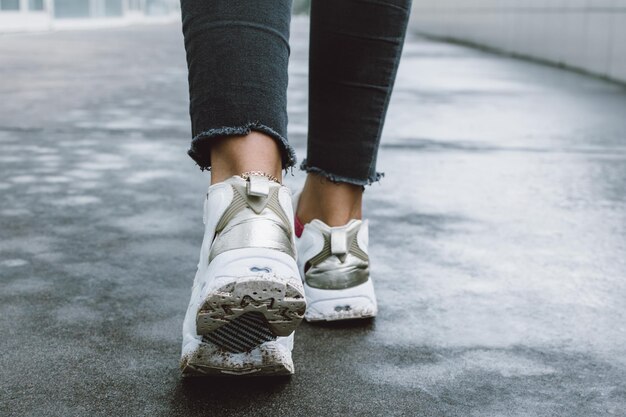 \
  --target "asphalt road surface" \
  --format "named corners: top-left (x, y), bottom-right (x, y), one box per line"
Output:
top-left (2, 18), bottom-right (626, 417)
